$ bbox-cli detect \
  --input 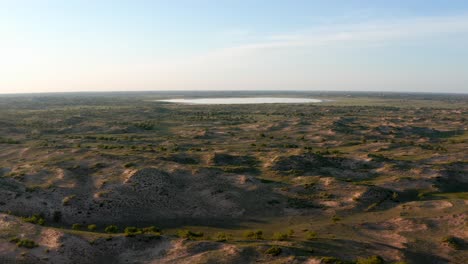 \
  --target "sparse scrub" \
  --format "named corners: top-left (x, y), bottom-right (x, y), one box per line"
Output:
top-left (272, 232), bottom-right (289, 241)
top-left (62, 195), bottom-right (76, 206)
top-left (105, 225), bottom-right (119, 234)
top-left (124, 227), bottom-right (143, 237)
top-left (306, 231), bottom-right (317, 240)
top-left (320, 256), bottom-right (344, 264)
top-left (356, 255), bottom-right (384, 264)
top-left (265, 245), bottom-right (282, 256)
top-left (10, 237), bottom-right (38, 248)
top-left (243, 230), bottom-right (263, 240)
top-left (142, 226), bottom-right (160, 233)
top-left (72, 223), bottom-right (82, 230)
top-left (177, 229), bottom-right (204, 240)
top-left (23, 214), bottom-right (45, 225)
top-left (214, 232), bottom-right (230, 242)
